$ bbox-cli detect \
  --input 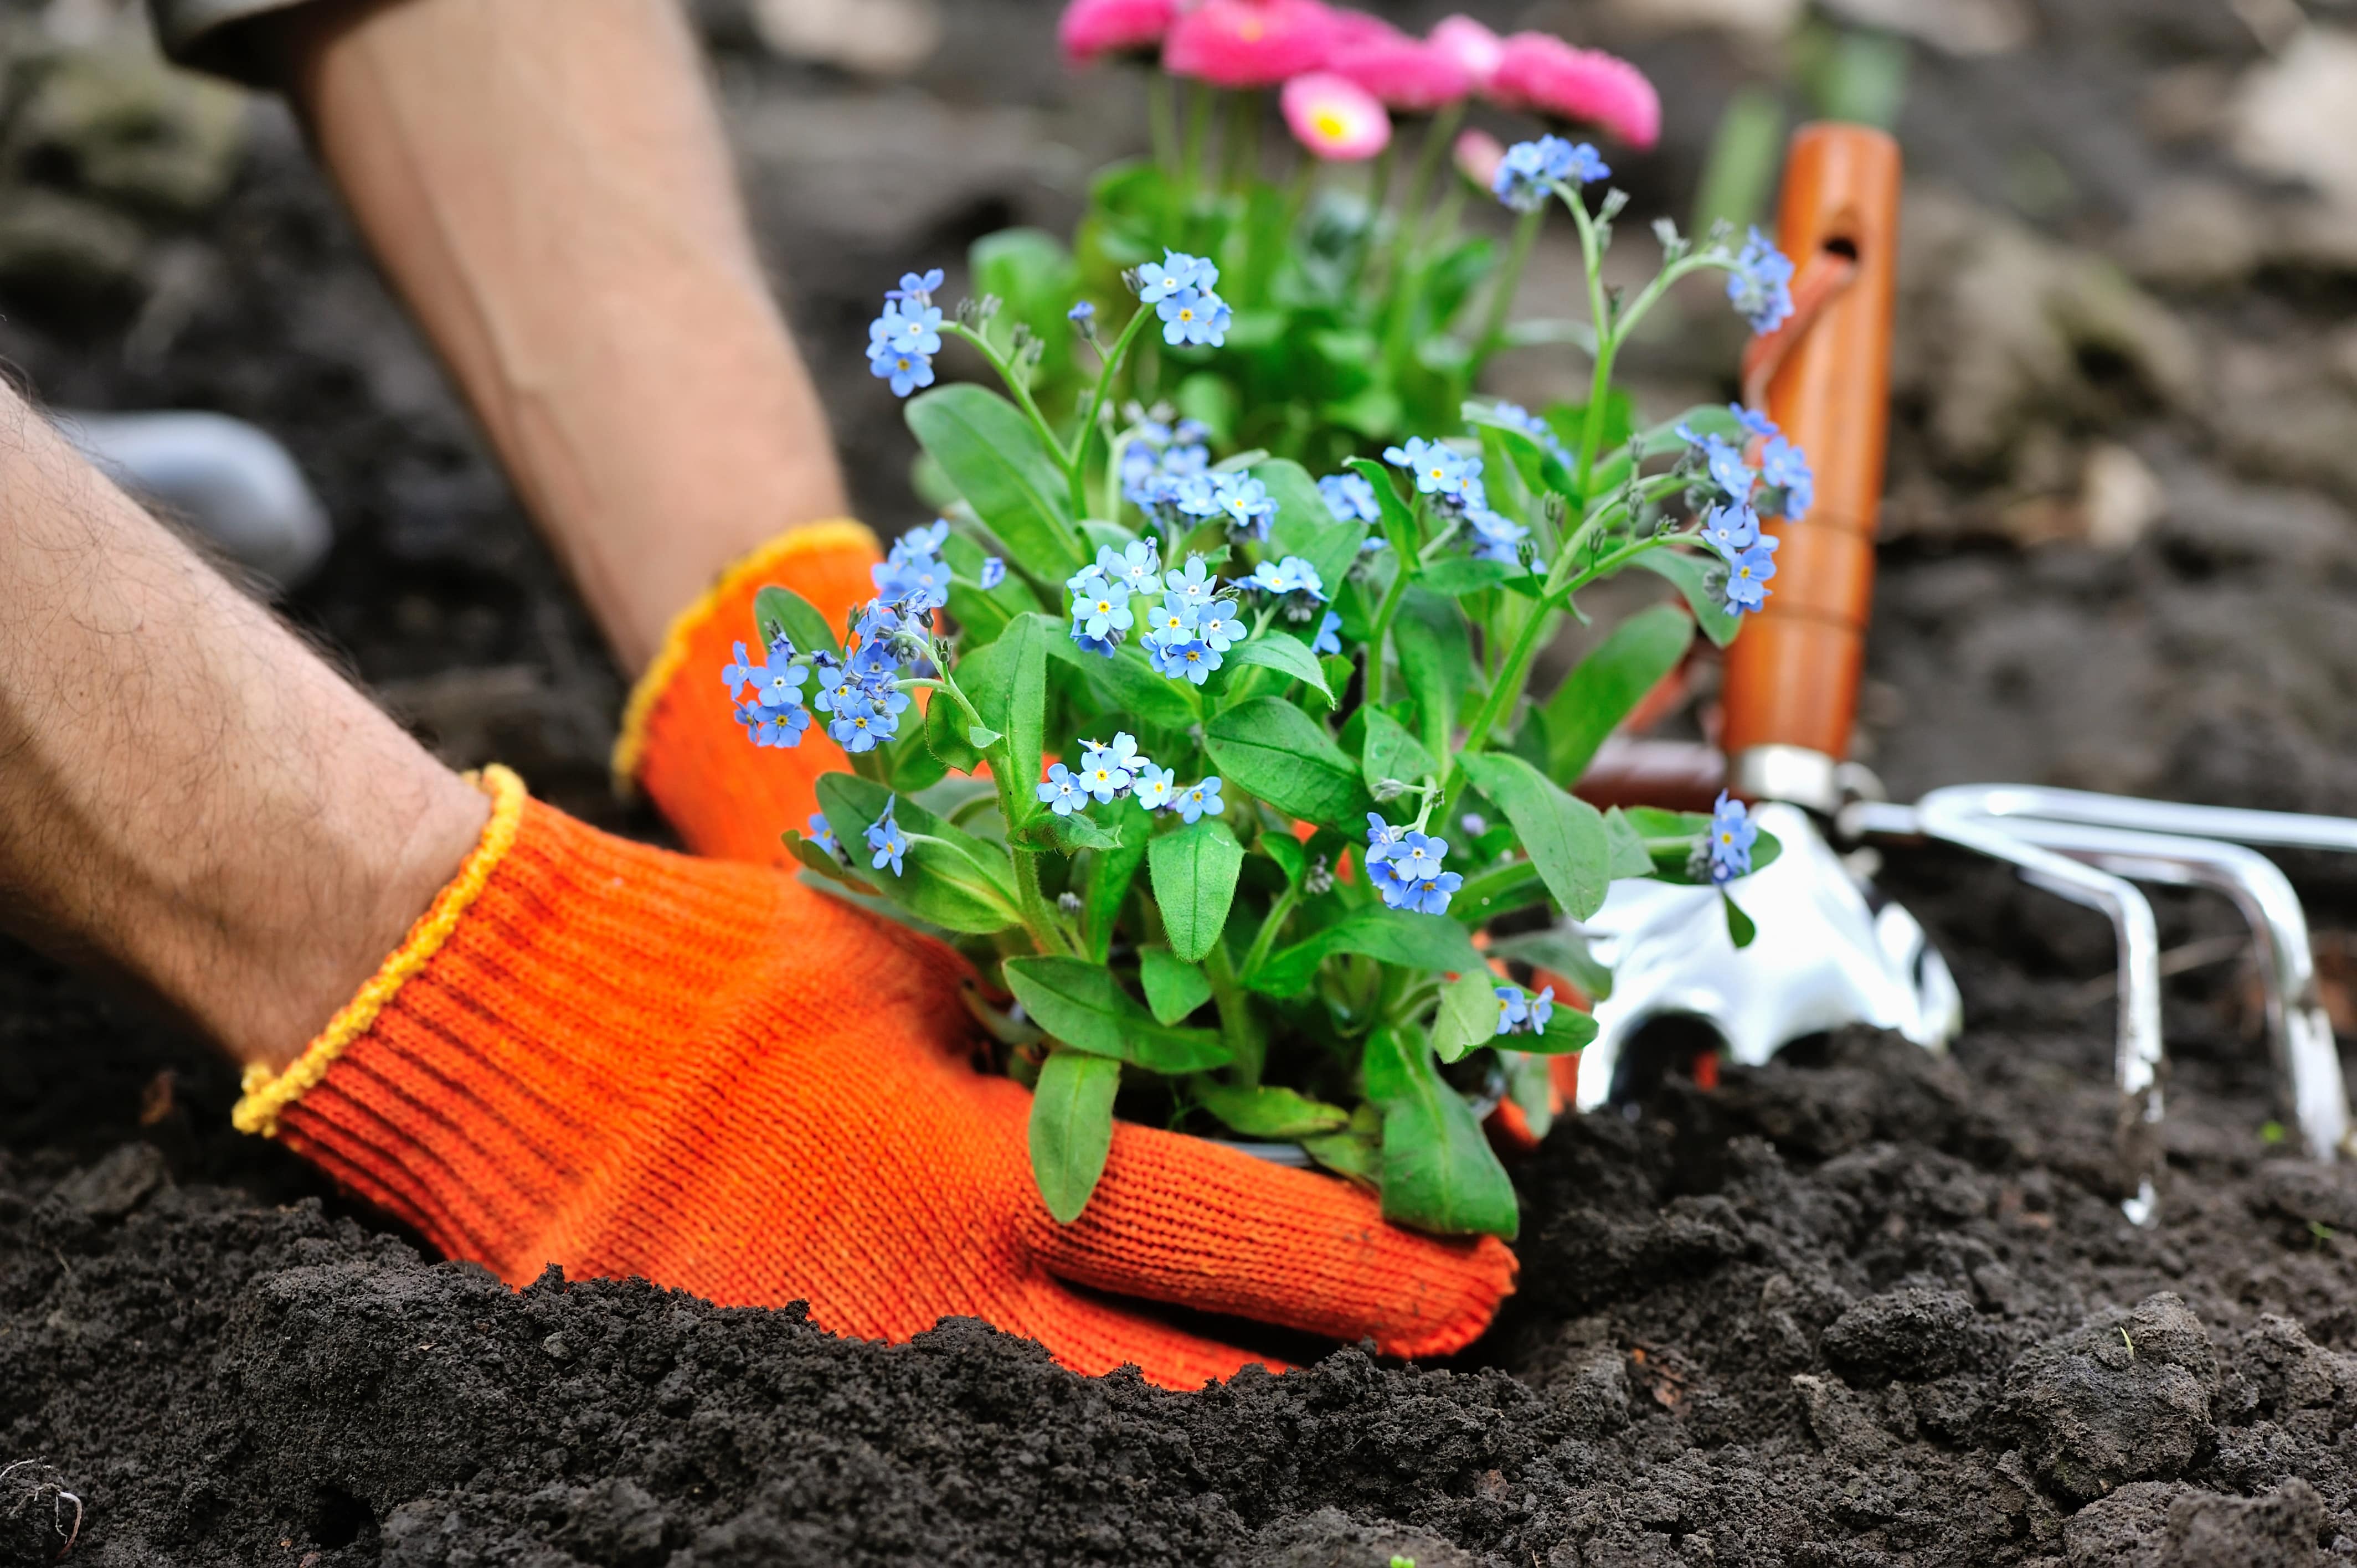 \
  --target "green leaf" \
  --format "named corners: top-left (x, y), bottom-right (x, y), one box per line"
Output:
top-left (1458, 751), bottom-right (1613, 922)
top-left (752, 584), bottom-right (841, 658)
top-left (1193, 1081), bottom-right (1350, 1139)
top-left (886, 713), bottom-right (948, 793)
top-left (1419, 557), bottom-right (1519, 597)
top-left (906, 384), bottom-right (1082, 577)
top-left (1359, 707), bottom-right (1437, 797)
top-left (1602, 806), bottom-right (1655, 880)
top-left (1083, 801), bottom-right (1151, 963)
top-left (1139, 948), bottom-right (1212, 1025)
top-left (816, 774), bottom-right (1022, 935)
top-left (1363, 1027), bottom-right (1518, 1238)
top-left (1504, 1051), bottom-right (1556, 1142)
top-left (971, 226), bottom-right (1078, 382)
top-left (1543, 391), bottom-right (1635, 462)
top-left (1634, 549), bottom-right (1743, 648)
top-left (1030, 1048), bottom-right (1121, 1224)
top-left (1542, 605), bottom-right (1692, 787)
top-left (1250, 906), bottom-right (1485, 998)
top-left (1258, 827), bottom-right (1308, 889)
top-left (924, 692), bottom-right (985, 772)
top-left (1047, 636), bottom-right (1199, 731)
top-left (1023, 807), bottom-right (1124, 853)
top-left (1227, 633), bottom-right (1336, 709)
top-left (1259, 457), bottom-right (1366, 594)
top-left (1723, 891), bottom-right (1757, 950)
top-left (1431, 968), bottom-right (1502, 1065)
top-left (1149, 818), bottom-right (1246, 963)
top-left (1486, 929), bottom-right (1614, 1001)
top-left (1345, 456), bottom-right (1418, 556)
top-left (1203, 698), bottom-right (1372, 830)
top-left (1001, 956), bottom-right (1234, 1073)
top-left (1450, 858), bottom-right (1550, 922)
top-left (1393, 590), bottom-right (1474, 759)
top-left (782, 828), bottom-right (863, 888)
top-left (960, 612), bottom-right (1053, 821)
top-left (1302, 1123), bottom-right (1381, 1185)
top-left (1529, 1002), bottom-right (1600, 1055)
